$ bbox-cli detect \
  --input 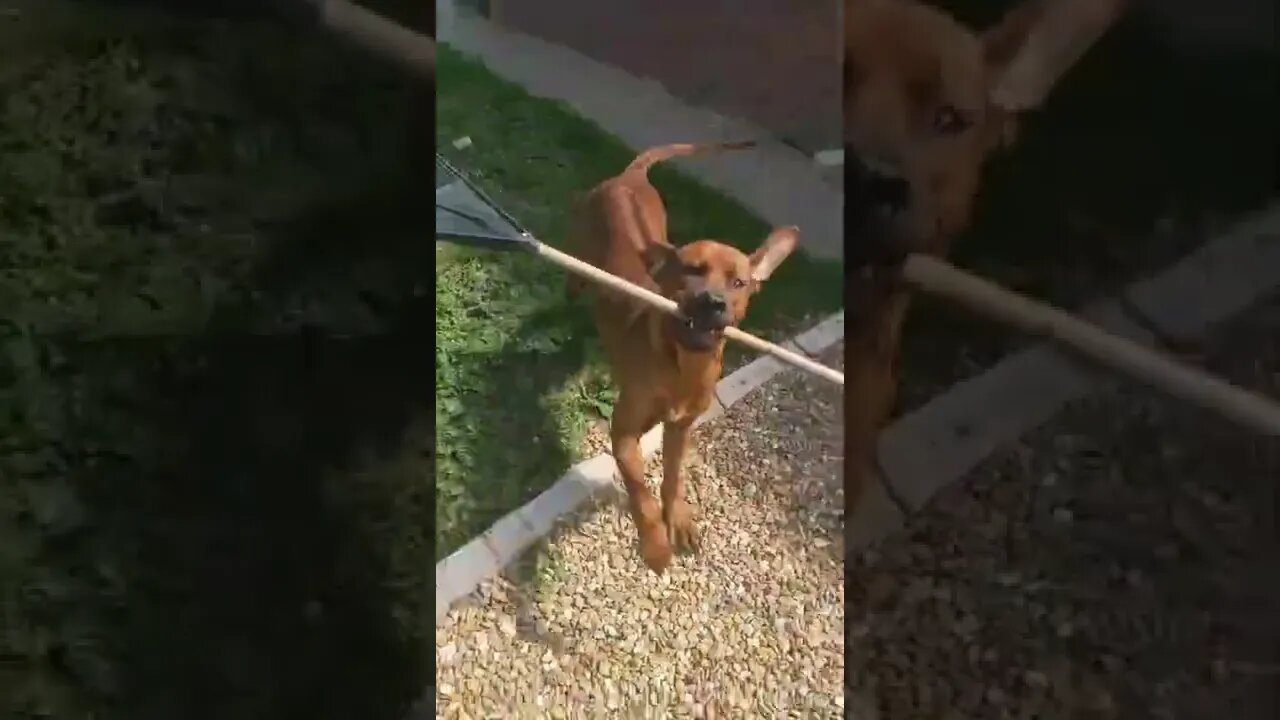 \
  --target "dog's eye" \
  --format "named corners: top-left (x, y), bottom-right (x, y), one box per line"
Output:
top-left (933, 105), bottom-right (970, 135)
top-left (730, 278), bottom-right (746, 290)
